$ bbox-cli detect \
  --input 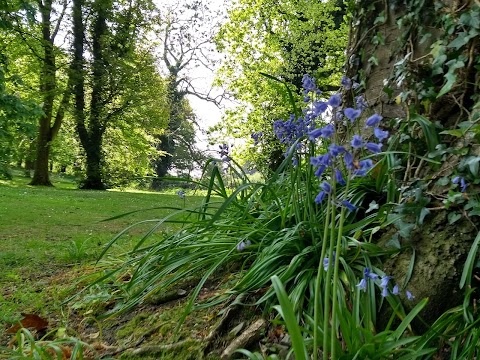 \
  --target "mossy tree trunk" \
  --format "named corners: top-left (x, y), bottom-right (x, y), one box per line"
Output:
top-left (349, 0), bottom-right (479, 328)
